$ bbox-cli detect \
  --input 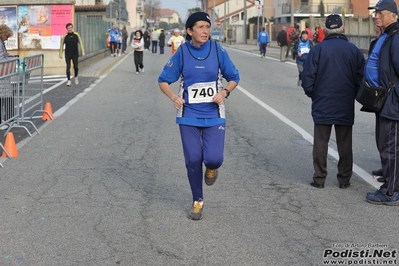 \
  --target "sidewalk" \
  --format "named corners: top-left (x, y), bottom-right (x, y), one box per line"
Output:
top-left (80, 51), bottom-right (132, 77)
